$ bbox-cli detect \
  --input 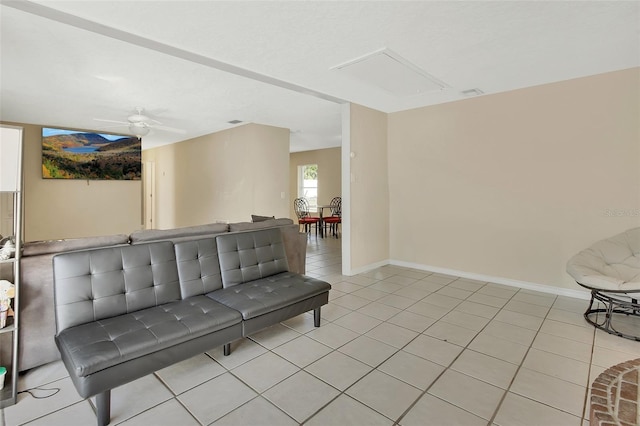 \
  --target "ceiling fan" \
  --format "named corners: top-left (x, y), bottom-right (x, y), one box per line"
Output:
top-left (95, 107), bottom-right (186, 137)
